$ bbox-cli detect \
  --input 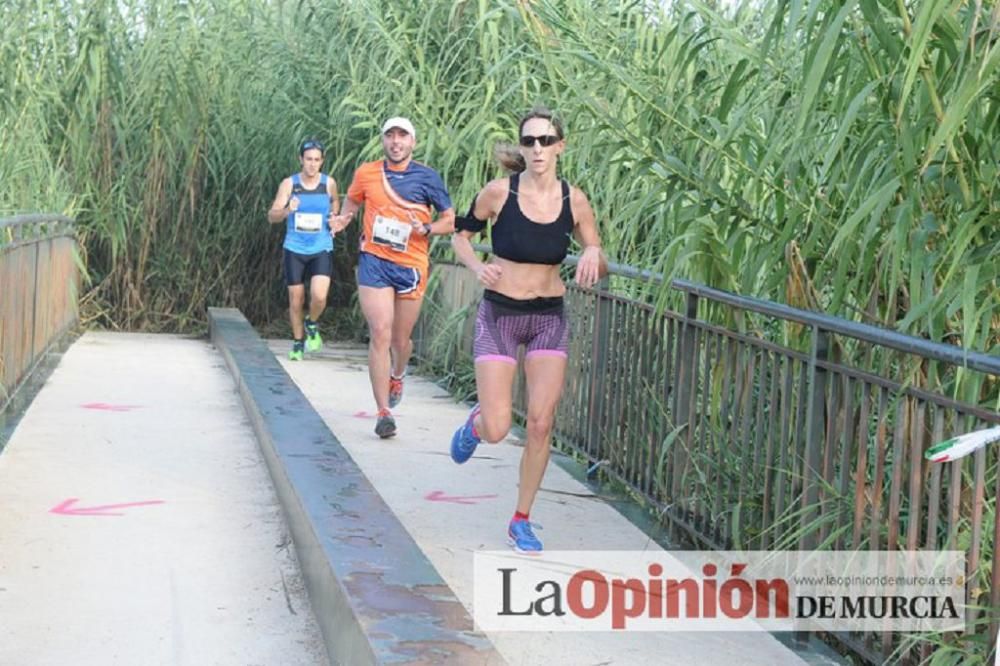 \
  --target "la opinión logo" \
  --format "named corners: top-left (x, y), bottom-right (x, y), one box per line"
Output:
top-left (496, 562), bottom-right (789, 629)
top-left (473, 550), bottom-right (966, 633)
